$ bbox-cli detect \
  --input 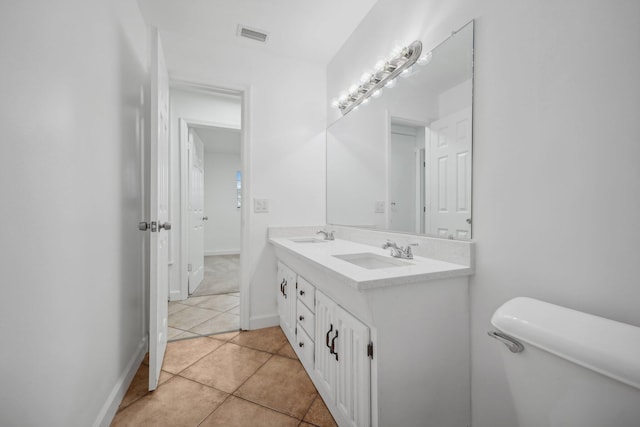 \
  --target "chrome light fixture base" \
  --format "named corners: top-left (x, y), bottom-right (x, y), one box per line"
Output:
top-left (336, 40), bottom-right (423, 116)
